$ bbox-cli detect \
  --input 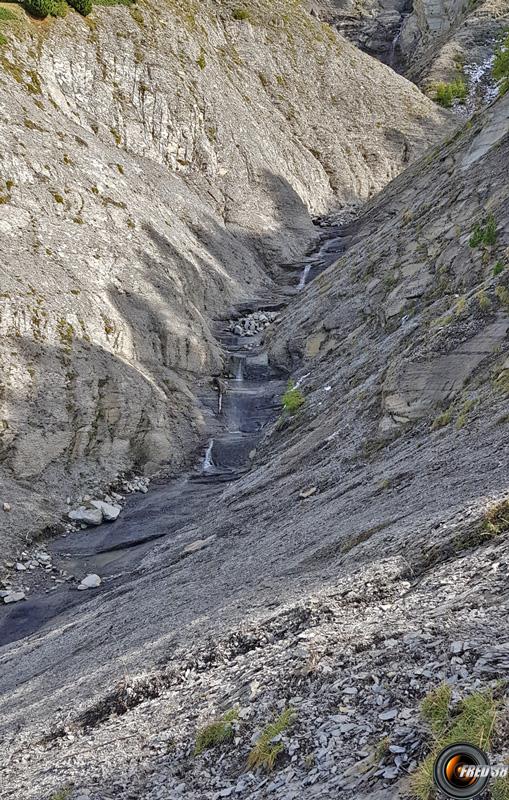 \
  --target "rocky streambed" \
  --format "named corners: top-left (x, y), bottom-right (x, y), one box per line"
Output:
top-left (0, 224), bottom-right (345, 649)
